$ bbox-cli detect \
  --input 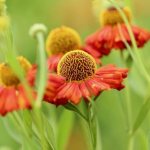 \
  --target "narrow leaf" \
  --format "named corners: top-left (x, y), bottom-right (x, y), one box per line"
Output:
top-left (43, 114), bottom-right (56, 150)
top-left (57, 109), bottom-right (74, 150)
top-left (64, 103), bottom-right (88, 121)
top-left (132, 97), bottom-right (150, 134)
